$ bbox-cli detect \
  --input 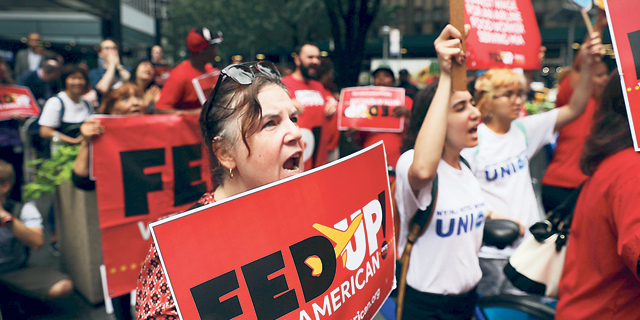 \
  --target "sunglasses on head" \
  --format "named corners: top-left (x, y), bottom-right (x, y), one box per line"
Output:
top-left (206, 61), bottom-right (282, 107)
